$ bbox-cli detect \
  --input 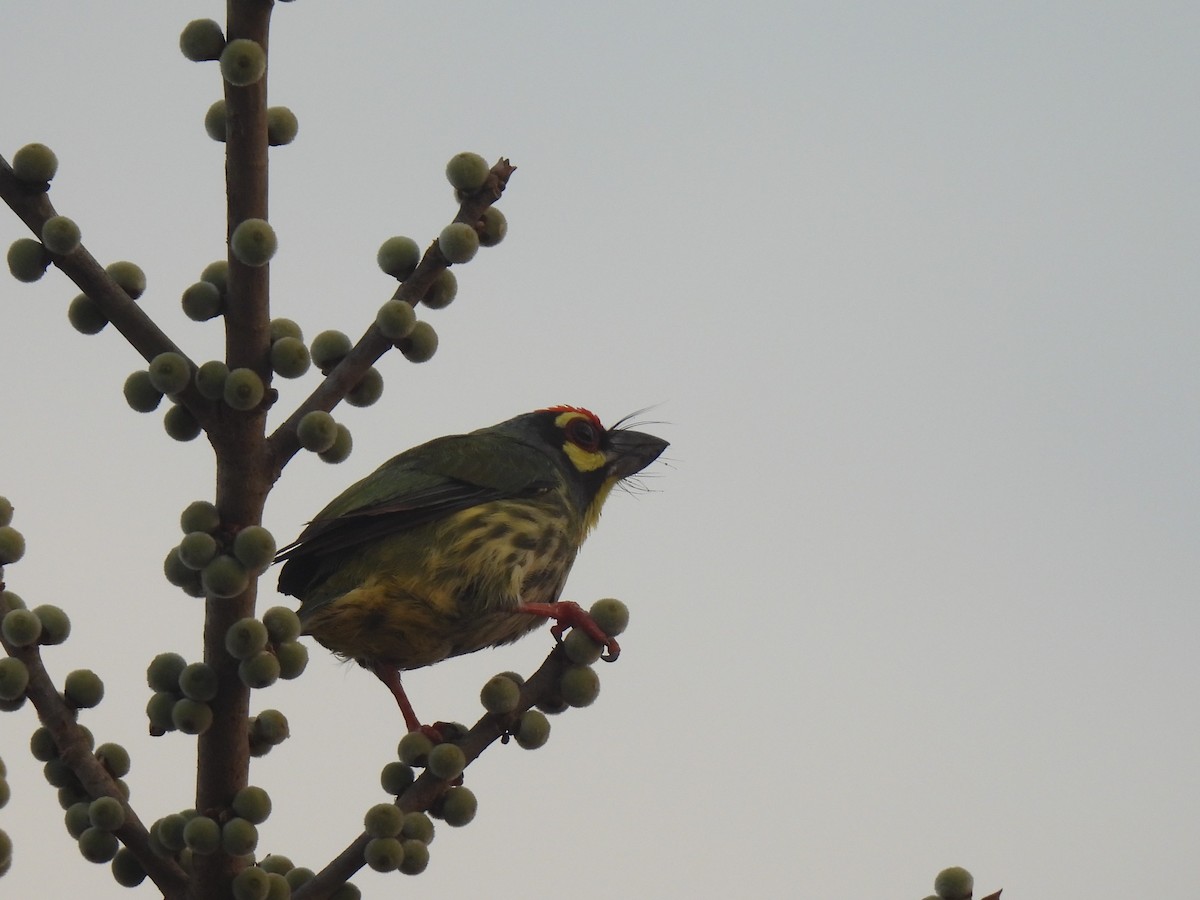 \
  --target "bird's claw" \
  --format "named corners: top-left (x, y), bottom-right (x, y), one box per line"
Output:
top-left (534, 601), bottom-right (620, 662)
